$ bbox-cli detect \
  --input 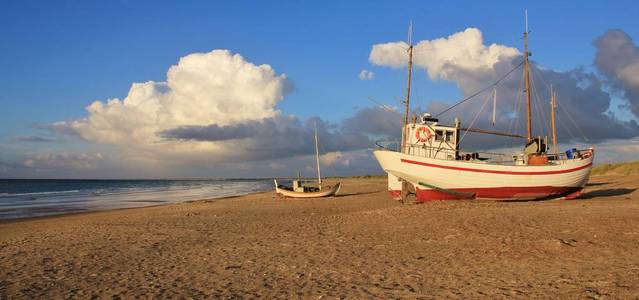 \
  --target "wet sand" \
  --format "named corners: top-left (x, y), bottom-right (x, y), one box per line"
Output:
top-left (1, 175), bottom-right (638, 298)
